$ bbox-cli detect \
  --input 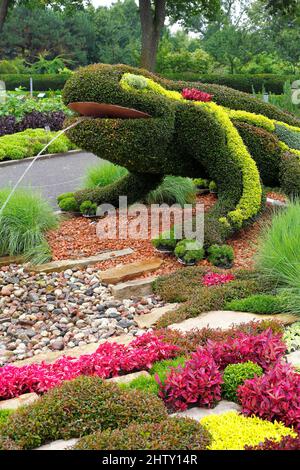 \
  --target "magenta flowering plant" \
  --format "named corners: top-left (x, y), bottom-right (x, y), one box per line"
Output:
top-left (0, 333), bottom-right (179, 400)
top-left (206, 329), bottom-right (286, 371)
top-left (157, 348), bottom-right (222, 411)
top-left (182, 88), bottom-right (213, 102)
top-left (202, 272), bottom-right (235, 287)
top-left (238, 362), bottom-right (300, 431)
